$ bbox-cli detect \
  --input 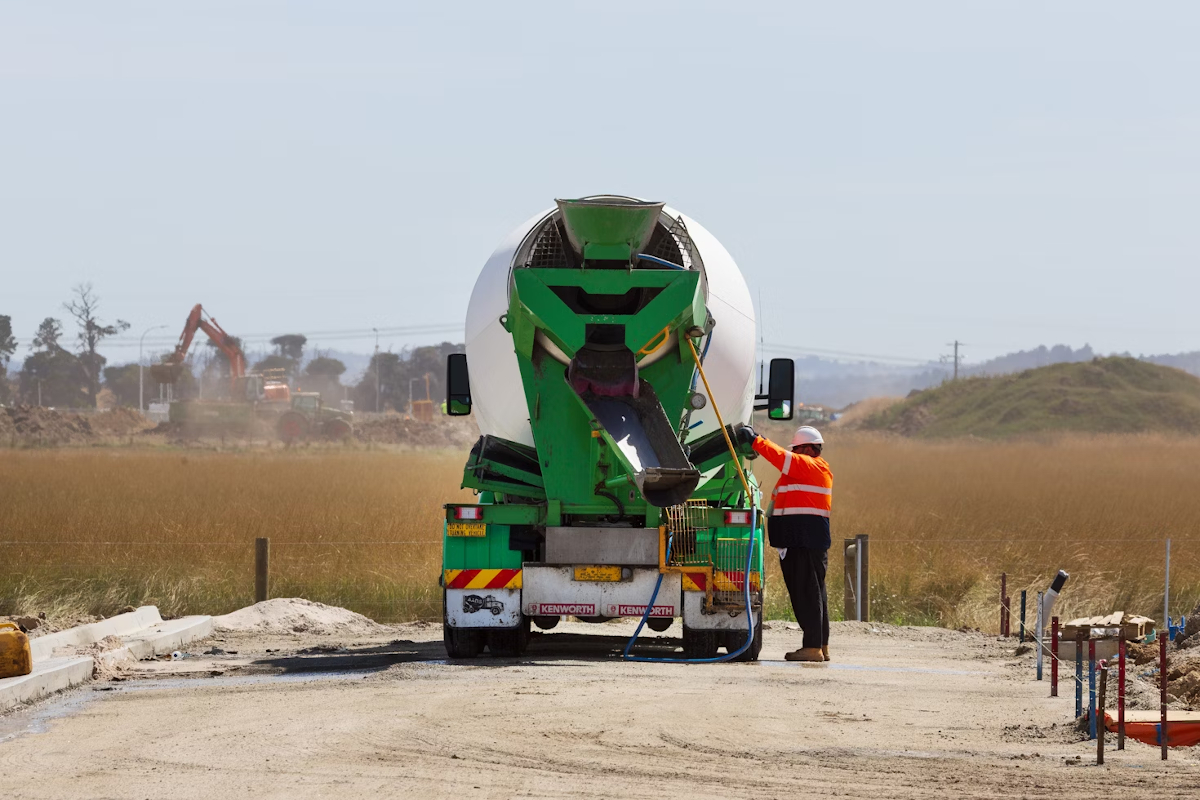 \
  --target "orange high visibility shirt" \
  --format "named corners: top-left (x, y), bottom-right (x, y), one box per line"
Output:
top-left (751, 436), bottom-right (833, 518)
